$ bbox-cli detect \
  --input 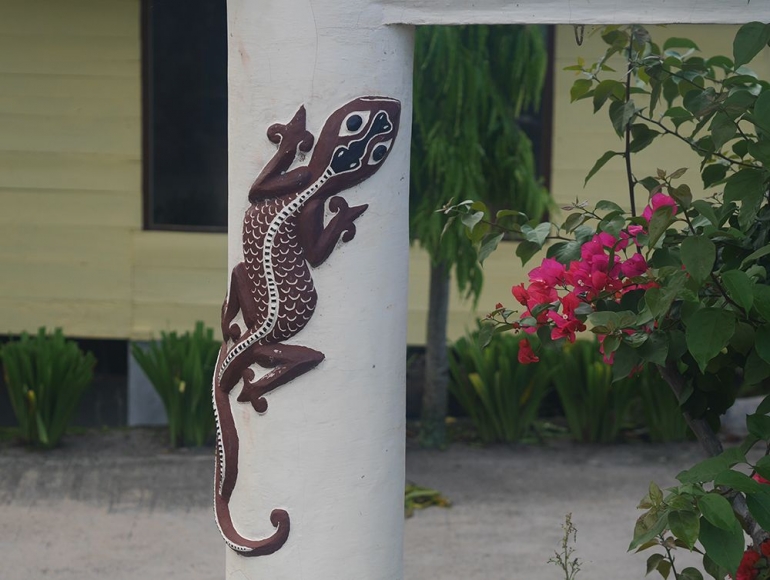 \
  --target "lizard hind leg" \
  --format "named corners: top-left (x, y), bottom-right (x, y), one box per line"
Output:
top-left (237, 344), bottom-right (325, 413)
